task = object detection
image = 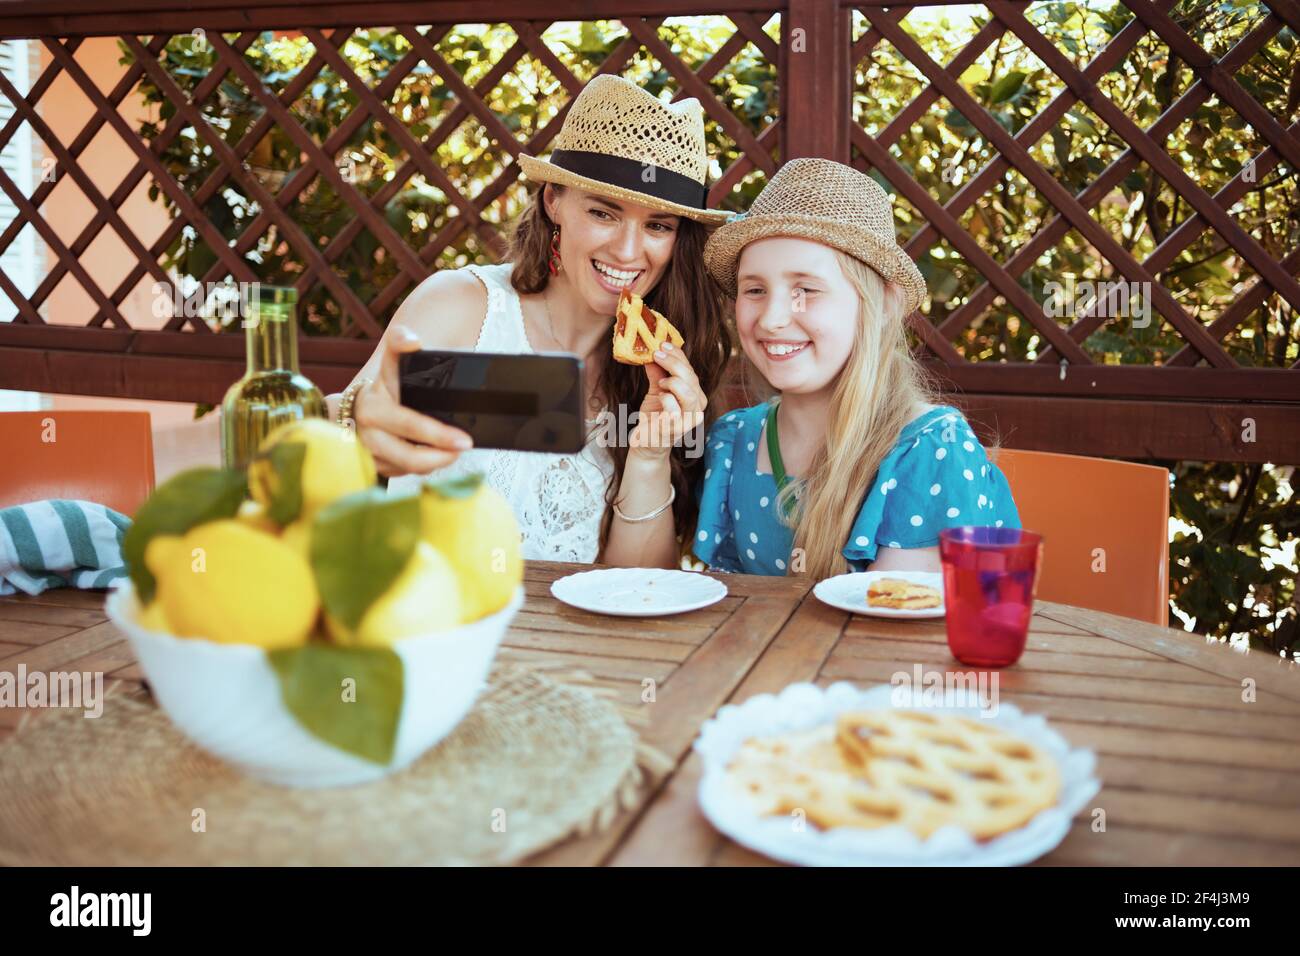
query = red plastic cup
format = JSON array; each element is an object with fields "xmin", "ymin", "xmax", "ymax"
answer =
[{"xmin": 939, "ymin": 526, "xmax": 1044, "ymax": 668}]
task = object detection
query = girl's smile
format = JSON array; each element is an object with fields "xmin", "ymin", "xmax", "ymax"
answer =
[
  {"xmin": 758, "ymin": 339, "xmax": 811, "ymax": 360},
  {"xmin": 735, "ymin": 237, "xmax": 859, "ymax": 394}
]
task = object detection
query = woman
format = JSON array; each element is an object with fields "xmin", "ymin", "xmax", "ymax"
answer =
[{"xmin": 327, "ymin": 75, "xmax": 733, "ymax": 566}]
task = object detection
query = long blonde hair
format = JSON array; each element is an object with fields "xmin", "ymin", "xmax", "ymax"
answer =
[{"xmin": 776, "ymin": 250, "xmax": 938, "ymax": 578}]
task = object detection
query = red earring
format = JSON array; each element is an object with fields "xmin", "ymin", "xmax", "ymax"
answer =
[{"xmin": 548, "ymin": 225, "xmax": 562, "ymax": 276}]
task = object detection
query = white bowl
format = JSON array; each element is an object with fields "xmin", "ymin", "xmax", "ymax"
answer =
[{"xmin": 105, "ymin": 581, "xmax": 523, "ymax": 788}]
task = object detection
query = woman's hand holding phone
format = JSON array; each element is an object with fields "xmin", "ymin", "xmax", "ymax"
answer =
[
  {"xmin": 350, "ymin": 325, "xmax": 475, "ymax": 477},
  {"xmin": 627, "ymin": 342, "xmax": 707, "ymax": 463}
]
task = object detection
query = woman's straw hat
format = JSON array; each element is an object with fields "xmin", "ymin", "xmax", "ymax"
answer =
[
  {"xmin": 518, "ymin": 74, "xmax": 729, "ymax": 225},
  {"xmin": 703, "ymin": 158, "xmax": 928, "ymax": 313}
]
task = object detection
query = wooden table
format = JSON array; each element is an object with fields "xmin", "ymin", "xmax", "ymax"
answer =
[{"xmin": 3, "ymin": 560, "xmax": 1299, "ymax": 866}]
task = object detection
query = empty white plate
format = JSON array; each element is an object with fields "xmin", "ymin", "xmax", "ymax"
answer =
[
  {"xmin": 813, "ymin": 570, "xmax": 945, "ymax": 619},
  {"xmin": 550, "ymin": 567, "xmax": 728, "ymax": 617}
]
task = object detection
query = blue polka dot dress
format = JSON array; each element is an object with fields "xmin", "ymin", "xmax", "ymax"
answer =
[{"xmin": 691, "ymin": 400, "xmax": 1022, "ymax": 575}]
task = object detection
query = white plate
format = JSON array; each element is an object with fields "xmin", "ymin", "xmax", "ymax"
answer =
[
  {"xmin": 550, "ymin": 567, "xmax": 727, "ymax": 617},
  {"xmin": 814, "ymin": 570, "xmax": 945, "ymax": 619},
  {"xmin": 694, "ymin": 682, "xmax": 1101, "ymax": 867}
]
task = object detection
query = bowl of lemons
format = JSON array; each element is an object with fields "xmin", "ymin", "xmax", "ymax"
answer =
[{"xmin": 105, "ymin": 418, "xmax": 525, "ymax": 788}]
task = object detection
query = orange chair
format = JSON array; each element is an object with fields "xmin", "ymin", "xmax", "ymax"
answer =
[
  {"xmin": 993, "ymin": 447, "xmax": 1170, "ymax": 626},
  {"xmin": 0, "ymin": 411, "xmax": 155, "ymax": 518}
]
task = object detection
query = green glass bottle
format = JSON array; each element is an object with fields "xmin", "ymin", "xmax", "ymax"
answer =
[{"xmin": 220, "ymin": 284, "xmax": 326, "ymax": 469}]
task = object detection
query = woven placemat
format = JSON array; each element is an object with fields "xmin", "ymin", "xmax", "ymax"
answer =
[{"xmin": 0, "ymin": 665, "xmax": 667, "ymax": 865}]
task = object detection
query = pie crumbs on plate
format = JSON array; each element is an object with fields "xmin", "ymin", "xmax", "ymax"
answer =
[
  {"xmin": 724, "ymin": 709, "xmax": 1061, "ymax": 840},
  {"xmin": 867, "ymin": 577, "xmax": 942, "ymax": 610}
]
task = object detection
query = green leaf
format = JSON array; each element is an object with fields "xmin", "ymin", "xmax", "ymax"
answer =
[
  {"xmin": 1049, "ymin": 126, "xmax": 1072, "ymax": 166},
  {"xmin": 367, "ymin": 40, "xmax": 401, "ymax": 63},
  {"xmin": 1065, "ymin": 110, "xmax": 1100, "ymax": 139},
  {"xmin": 988, "ymin": 71, "xmax": 1027, "ymax": 104},
  {"xmin": 578, "ymin": 21, "xmax": 606, "ymax": 54},
  {"xmin": 423, "ymin": 472, "xmax": 483, "ymax": 500},
  {"xmin": 268, "ymin": 643, "xmax": 403, "ymax": 764},
  {"xmin": 250, "ymin": 441, "xmax": 307, "ymax": 525},
  {"xmin": 184, "ymin": 240, "xmax": 218, "ymax": 283},
  {"xmin": 943, "ymin": 107, "xmax": 975, "ymax": 134},
  {"xmin": 311, "ymin": 487, "xmax": 420, "ymax": 630},
  {"xmin": 123, "ymin": 467, "xmax": 248, "ymax": 604}
]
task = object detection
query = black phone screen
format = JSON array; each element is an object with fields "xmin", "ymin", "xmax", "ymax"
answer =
[{"xmin": 398, "ymin": 350, "xmax": 586, "ymax": 454}]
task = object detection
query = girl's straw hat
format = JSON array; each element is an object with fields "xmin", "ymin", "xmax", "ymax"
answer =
[
  {"xmin": 518, "ymin": 75, "xmax": 729, "ymax": 224},
  {"xmin": 703, "ymin": 158, "xmax": 928, "ymax": 313}
]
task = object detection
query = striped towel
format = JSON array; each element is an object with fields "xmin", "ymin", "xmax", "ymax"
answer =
[{"xmin": 0, "ymin": 500, "xmax": 132, "ymax": 596}]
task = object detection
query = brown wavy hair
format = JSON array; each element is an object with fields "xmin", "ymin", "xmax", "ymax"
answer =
[{"xmin": 507, "ymin": 183, "xmax": 733, "ymax": 558}]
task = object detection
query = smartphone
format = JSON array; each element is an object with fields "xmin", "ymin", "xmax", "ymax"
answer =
[{"xmin": 398, "ymin": 350, "xmax": 586, "ymax": 454}]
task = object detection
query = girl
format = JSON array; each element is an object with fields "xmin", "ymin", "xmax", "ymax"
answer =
[{"xmin": 691, "ymin": 158, "xmax": 1021, "ymax": 578}]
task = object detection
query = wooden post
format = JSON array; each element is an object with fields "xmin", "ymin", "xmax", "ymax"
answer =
[{"xmin": 781, "ymin": 0, "xmax": 851, "ymax": 162}]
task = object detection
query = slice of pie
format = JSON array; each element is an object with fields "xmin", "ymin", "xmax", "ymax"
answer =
[
  {"xmin": 613, "ymin": 287, "xmax": 685, "ymax": 365},
  {"xmin": 867, "ymin": 577, "xmax": 942, "ymax": 610}
]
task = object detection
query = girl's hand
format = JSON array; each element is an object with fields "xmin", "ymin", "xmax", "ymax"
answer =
[
  {"xmin": 628, "ymin": 342, "xmax": 707, "ymax": 461},
  {"xmin": 351, "ymin": 325, "xmax": 474, "ymax": 477}
]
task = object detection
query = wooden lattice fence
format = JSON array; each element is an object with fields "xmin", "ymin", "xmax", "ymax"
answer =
[{"xmin": 0, "ymin": 0, "xmax": 1295, "ymax": 461}]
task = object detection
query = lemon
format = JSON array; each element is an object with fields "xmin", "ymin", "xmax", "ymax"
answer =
[
  {"xmin": 249, "ymin": 418, "xmax": 376, "ymax": 522},
  {"xmin": 144, "ymin": 520, "xmax": 318, "ymax": 649},
  {"xmin": 419, "ymin": 476, "xmax": 522, "ymax": 623},
  {"xmin": 280, "ymin": 516, "xmax": 313, "ymax": 563},
  {"xmin": 329, "ymin": 541, "xmax": 462, "ymax": 648}
]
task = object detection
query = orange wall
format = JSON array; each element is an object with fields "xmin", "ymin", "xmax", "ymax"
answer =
[{"xmin": 36, "ymin": 37, "xmax": 216, "ymax": 430}]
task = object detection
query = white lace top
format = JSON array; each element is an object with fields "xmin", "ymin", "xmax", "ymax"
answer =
[{"xmin": 387, "ymin": 262, "xmax": 617, "ymax": 563}]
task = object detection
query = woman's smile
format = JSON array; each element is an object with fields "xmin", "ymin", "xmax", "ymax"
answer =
[{"xmin": 590, "ymin": 258, "xmax": 643, "ymax": 295}]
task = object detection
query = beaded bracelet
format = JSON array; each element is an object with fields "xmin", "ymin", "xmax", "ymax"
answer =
[{"xmin": 337, "ymin": 376, "xmax": 373, "ymax": 429}]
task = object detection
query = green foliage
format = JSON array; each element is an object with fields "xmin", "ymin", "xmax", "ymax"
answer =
[
  {"xmin": 852, "ymin": 0, "xmax": 1298, "ymax": 369},
  {"xmin": 1167, "ymin": 462, "xmax": 1298, "ymax": 654},
  {"xmin": 126, "ymin": 21, "xmax": 774, "ymax": 338},
  {"xmin": 849, "ymin": 0, "xmax": 1297, "ymax": 647}
]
